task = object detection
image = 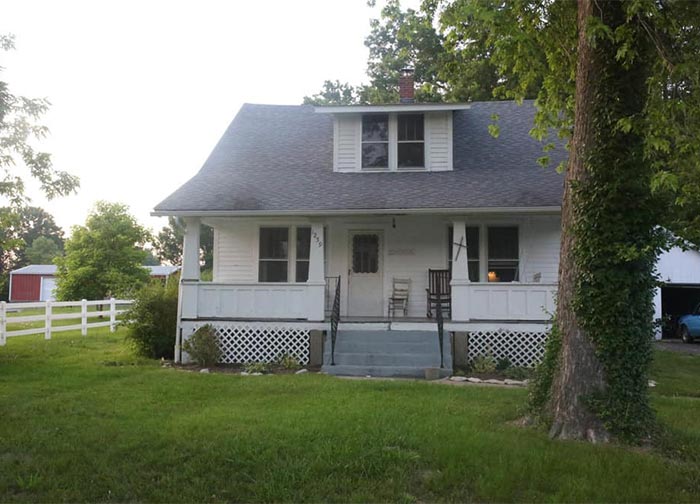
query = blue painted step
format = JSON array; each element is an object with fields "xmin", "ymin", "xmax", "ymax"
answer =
[{"xmin": 322, "ymin": 330, "xmax": 452, "ymax": 378}]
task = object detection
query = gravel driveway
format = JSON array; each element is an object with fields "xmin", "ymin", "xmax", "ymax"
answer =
[{"xmin": 656, "ymin": 340, "xmax": 700, "ymax": 355}]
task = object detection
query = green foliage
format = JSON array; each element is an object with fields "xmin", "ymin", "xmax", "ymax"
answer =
[
  {"xmin": 303, "ymin": 80, "xmax": 359, "ymax": 106},
  {"xmin": 122, "ymin": 278, "xmax": 178, "ymax": 359},
  {"xmin": 276, "ymin": 352, "xmax": 301, "ymax": 370},
  {"xmin": 55, "ymin": 201, "xmax": 150, "ymax": 300},
  {"xmin": 470, "ymin": 355, "xmax": 496, "ymax": 374},
  {"xmin": 25, "ymin": 236, "xmax": 61, "ymax": 264},
  {"xmin": 0, "ymin": 34, "xmax": 78, "ymax": 213},
  {"xmin": 183, "ymin": 324, "xmax": 221, "ymax": 368},
  {"xmin": 504, "ymin": 366, "xmax": 532, "ymax": 381},
  {"xmin": 244, "ymin": 361, "xmax": 270, "ymax": 374},
  {"xmin": 495, "ymin": 357, "xmax": 511, "ymax": 371},
  {"xmin": 528, "ymin": 324, "xmax": 562, "ymax": 420},
  {"xmin": 154, "ymin": 217, "xmax": 213, "ymax": 270}
]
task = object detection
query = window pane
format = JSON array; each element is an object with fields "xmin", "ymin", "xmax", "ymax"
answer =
[
  {"xmin": 398, "ymin": 114, "xmax": 424, "ymax": 141},
  {"xmin": 352, "ymin": 234, "xmax": 379, "ymax": 273},
  {"xmin": 468, "ymin": 261, "xmax": 480, "ymax": 282},
  {"xmin": 488, "ymin": 227, "xmax": 518, "ymax": 260},
  {"xmin": 296, "ymin": 227, "xmax": 311, "ymax": 260},
  {"xmin": 362, "ymin": 143, "xmax": 389, "ymax": 168},
  {"xmin": 259, "ymin": 228, "xmax": 288, "ymax": 259},
  {"xmin": 259, "ymin": 261, "xmax": 287, "ymax": 282},
  {"xmin": 487, "ymin": 265, "xmax": 519, "ymax": 283},
  {"xmin": 362, "ymin": 115, "xmax": 388, "ymax": 141},
  {"xmin": 296, "ymin": 260, "xmax": 309, "ymax": 282},
  {"xmin": 398, "ymin": 143, "xmax": 424, "ymax": 168}
]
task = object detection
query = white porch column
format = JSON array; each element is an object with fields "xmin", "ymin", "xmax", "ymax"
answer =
[
  {"xmin": 176, "ymin": 217, "xmax": 201, "ymax": 363},
  {"xmin": 450, "ymin": 220, "xmax": 471, "ymax": 321},
  {"xmin": 306, "ymin": 222, "xmax": 326, "ymax": 321}
]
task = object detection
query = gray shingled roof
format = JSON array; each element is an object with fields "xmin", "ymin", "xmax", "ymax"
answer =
[{"xmin": 154, "ymin": 100, "xmax": 566, "ymax": 214}]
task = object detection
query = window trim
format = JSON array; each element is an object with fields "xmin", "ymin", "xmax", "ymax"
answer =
[
  {"xmin": 257, "ymin": 225, "xmax": 312, "ymax": 283},
  {"xmin": 360, "ymin": 113, "xmax": 426, "ymax": 172}
]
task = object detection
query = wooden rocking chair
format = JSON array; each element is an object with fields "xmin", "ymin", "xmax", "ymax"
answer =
[
  {"xmin": 426, "ymin": 269, "xmax": 451, "ymax": 319},
  {"xmin": 388, "ymin": 278, "xmax": 411, "ymax": 318}
]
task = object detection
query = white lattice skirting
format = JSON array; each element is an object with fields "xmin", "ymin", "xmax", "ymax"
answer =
[
  {"xmin": 189, "ymin": 323, "xmax": 310, "ymax": 365},
  {"xmin": 468, "ymin": 329, "xmax": 549, "ymax": 367}
]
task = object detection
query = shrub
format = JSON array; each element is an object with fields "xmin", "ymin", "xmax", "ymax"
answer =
[
  {"xmin": 276, "ymin": 352, "xmax": 301, "ymax": 370},
  {"xmin": 504, "ymin": 366, "xmax": 533, "ymax": 380},
  {"xmin": 122, "ymin": 279, "xmax": 178, "ymax": 359},
  {"xmin": 183, "ymin": 324, "xmax": 221, "ymax": 367},
  {"xmin": 244, "ymin": 362, "xmax": 269, "ymax": 374},
  {"xmin": 471, "ymin": 355, "xmax": 496, "ymax": 374},
  {"xmin": 496, "ymin": 357, "xmax": 511, "ymax": 371}
]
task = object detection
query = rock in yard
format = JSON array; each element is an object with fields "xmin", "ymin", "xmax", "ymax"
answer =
[
  {"xmin": 467, "ymin": 377, "xmax": 482, "ymax": 383},
  {"xmin": 504, "ymin": 379, "xmax": 526, "ymax": 386},
  {"xmin": 648, "ymin": 380, "xmax": 657, "ymax": 388},
  {"xmin": 250, "ymin": 372, "xmax": 263, "ymax": 376},
  {"xmin": 295, "ymin": 368, "xmax": 308, "ymax": 374},
  {"xmin": 449, "ymin": 376, "xmax": 468, "ymax": 382},
  {"xmin": 200, "ymin": 368, "xmax": 210, "ymax": 374},
  {"xmin": 240, "ymin": 371, "xmax": 249, "ymax": 376},
  {"xmin": 484, "ymin": 379, "xmax": 504, "ymax": 385}
]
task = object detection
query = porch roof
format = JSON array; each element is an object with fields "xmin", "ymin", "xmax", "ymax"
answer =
[{"xmin": 153, "ymin": 100, "xmax": 566, "ymax": 216}]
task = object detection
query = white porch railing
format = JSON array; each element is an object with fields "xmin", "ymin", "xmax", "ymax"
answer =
[
  {"xmin": 0, "ymin": 298, "xmax": 133, "ymax": 346},
  {"xmin": 451, "ymin": 281, "xmax": 557, "ymax": 321},
  {"xmin": 183, "ymin": 280, "xmax": 326, "ymax": 321}
]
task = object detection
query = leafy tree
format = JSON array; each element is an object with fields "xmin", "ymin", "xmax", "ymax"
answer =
[
  {"xmin": 438, "ymin": 0, "xmax": 700, "ymax": 442},
  {"xmin": 0, "ymin": 34, "xmax": 78, "ymax": 211},
  {"xmin": 142, "ymin": 249, "xmax": 161, "ymax": 266},
  {"xmin": 304, "ymin": 0, "xmax": 506, "ymax": 105},
  {"xmin": 55, "ymin": 202, "xmax": 150, "ymax": 300},
  {"xmin": 154, "ymin": 217, "xmax": 213, "ymax": 271},
  {"xmin": 25, "ymin": 236, "xmax": 61, "ymax": 264}
]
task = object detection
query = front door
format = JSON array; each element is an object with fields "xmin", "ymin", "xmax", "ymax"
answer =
[{"xmin": 348, "ymin": 231, "xmax": 383, "ymax": 317}]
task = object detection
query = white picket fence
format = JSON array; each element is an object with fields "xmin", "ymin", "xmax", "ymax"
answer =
[{"xmin": 0, "ymin": 298, "xmax": 133, "ymax": 346}]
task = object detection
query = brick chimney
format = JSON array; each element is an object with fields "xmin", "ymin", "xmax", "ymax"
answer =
[{"xmin": 399, "ymin": 67, "xmax": 415, "ymax": 103}]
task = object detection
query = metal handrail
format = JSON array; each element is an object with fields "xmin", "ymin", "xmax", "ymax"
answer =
[
  {"xmin": 436, "ymin": 295, "xmax": 444, "ymax": 368},
  {"xmin": 329, "ymin": 276, "xmax": 341, "ymax": 366}
]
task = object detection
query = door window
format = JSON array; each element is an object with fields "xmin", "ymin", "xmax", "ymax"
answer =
[{"xmin": 352, "ymin": 234, "xmax": 379, "ymax": 273}]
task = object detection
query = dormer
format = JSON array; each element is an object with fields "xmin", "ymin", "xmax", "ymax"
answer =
[{"xmin": 316, "ymin": 103, "xmax": 470, "ymax": 173}]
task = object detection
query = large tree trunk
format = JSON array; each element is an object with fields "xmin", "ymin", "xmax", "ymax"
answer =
[{"xmin": 548, "ymin": 0, "xmax": 609, "ymax": 443}]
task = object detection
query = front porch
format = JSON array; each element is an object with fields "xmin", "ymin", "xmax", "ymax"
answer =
[{"xmin": 175, "ymin": 212, "xmax": 559, "ymax": 372}]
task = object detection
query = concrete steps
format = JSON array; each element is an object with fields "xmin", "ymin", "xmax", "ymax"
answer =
[{"xmin": 322, "ymin": 330, "xmax": 452, "ymax": 378}]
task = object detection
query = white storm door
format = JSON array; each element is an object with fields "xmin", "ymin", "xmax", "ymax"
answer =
[
  {"xmin": 40, "ymin": 277, "xmax": 57, "ymax": 301},
  {"xmin": 347, "ymin": 231, "xmax": 383, "ymax": 317}
]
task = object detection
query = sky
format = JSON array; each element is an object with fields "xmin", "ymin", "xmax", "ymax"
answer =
[{"xmin": 1, "ymin": 0, "xmax": 418, "ymax": 235}]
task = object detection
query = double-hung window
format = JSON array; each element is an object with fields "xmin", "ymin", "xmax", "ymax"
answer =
[
  {"xmin": 361, "ymin": 113, "xmax": 425, "ymax": 170},
  {"xmin": 361, "ymin": 115, "xmax": 389, "ymax": 169},
  {"xmin": 397, "ymin": 114, "xmax": 425, "ymax": 168},
  {"xmin": 258, "ymin": 226, "xmax": 311, "ymax": 283},
  {"xmin": 487, "ymin": 227, "xmax": 519, "ymax": 282}
]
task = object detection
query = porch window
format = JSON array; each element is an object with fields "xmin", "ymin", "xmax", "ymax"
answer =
[
  {"xmin": 362, "ymin": 115, "xmax": 389, "ymax": 169},
  {"xmin": 487, "ymin": 227, "xmax": 519, "ymax": 282},
  {"xmin": 397, "ymin": 114, "xmax": 424, "ymax": 168},
  {"xmin": 448, "ymin": 226, "xmax": 480, "ymax": 281},
  {"xmin": 258, "ymin": 226, "xmax": 312, "ymax": 283},
  {"xmin": 295, "ymin": 227, "xmax": 311, "ymax": 282},
  {"xmin": 259, "ymin": 227, "xmax": 289, "ymax": 282}
]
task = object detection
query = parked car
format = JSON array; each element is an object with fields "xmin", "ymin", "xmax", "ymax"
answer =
[{"xmin": 678, "ymin": 303, "xmax": 700, "ymax": 343}]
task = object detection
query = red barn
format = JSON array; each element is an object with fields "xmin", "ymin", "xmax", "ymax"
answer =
[{"xmin": 9, "ymin": 265, "xmax": 58, "ymax": 302}]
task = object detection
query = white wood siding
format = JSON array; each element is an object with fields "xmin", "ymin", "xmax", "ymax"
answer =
[
  {"xmin": 213, "ymin": 222, "xmax": 257, "ymax": 283},
  {"xmin": 333, "ymin": 116, "xmax": 361, "ymax": 172},
  {"xmin": 519, "ymin": 216, "xmax": 561, "ymax": 283},
  {"xmin": 425, "ymin": 112, "xmax": 452, "ymax": 171}
]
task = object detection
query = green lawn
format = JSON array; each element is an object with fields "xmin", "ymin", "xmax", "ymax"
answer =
[{"xmin": 0, "ymin": 330, "xmax": 699, "ymax": 502}]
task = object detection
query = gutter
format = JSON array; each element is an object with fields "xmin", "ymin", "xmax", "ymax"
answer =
[{"xmin": 151, "ymin": 206, "xmax": 562, "ymax": 218}]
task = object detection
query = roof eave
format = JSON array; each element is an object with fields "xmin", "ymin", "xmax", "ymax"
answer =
[
  {"xmin": 151, "ymin": 206, "xmax": 561, "ymax": 218},
  {"xmin": 314, "ymin": 103, "xmax": 471, "ymax": 114}
]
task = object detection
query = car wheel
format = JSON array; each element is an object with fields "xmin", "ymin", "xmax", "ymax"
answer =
[{"xmin": 680, "ymin": 326, "xmax": 694, "ymax": 344}]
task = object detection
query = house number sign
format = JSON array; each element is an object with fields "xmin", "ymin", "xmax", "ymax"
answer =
[
  {"xmin": 388, "ymin": 248, "xmax": 415, "ymax": 256},
  {"xmin": 312, "ymin": 230, "xmax": 323, "ymax": 248}
]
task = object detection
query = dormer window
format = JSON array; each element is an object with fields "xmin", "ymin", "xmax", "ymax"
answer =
[
  {"xmin": 361, "ymin": 113, "xmax": 425, "ymax": 171},
  {"xmin": 362, "ymin": 115, "xmax": 389, "ymax": 169},
  {"xmin": 398, "ymin": 114, "xmax": 424, "ymax": 168}
]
